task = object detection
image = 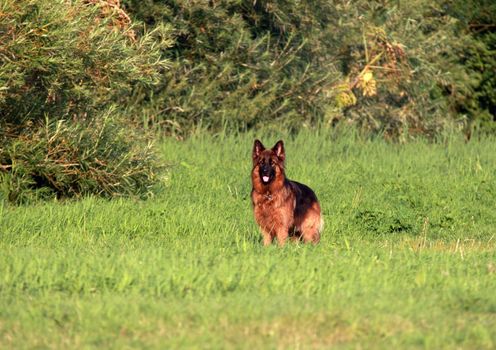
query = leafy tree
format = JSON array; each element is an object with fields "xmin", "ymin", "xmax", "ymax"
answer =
[
  {"xmin": 123, "ymin": 0, "xmax": 341, "ymax": 134},
  {"xmin": 441, "ymin": 0, "xmax": 496, "ymax": 136},
  {"xmin": 0, "ymin": 0, "xmax": 171, "ymax": 203},
  {"xmin": 123, "ymin": 0, "xmax": 496, "ymax": 139}
]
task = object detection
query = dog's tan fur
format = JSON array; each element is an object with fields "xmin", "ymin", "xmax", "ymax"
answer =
[{"xmin": 251, "ymin": 140, "xmax": 322, "ymax": 246}]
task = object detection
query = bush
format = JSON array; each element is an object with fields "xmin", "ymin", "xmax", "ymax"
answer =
[
  {"xmin": 0, "ymin": 0, "xmax": 171, "ymax": 203},
  {"xmin": 0, "ymin": 111, "xmax": 160, "ymax": 203},
  {"xmin": 123, "ymin": 0, "xmax": 341, "ymax": 134},
  {"xmin": 123, "ymin": 0, "xmax": 495, "ymax": 139},
  {"xmin": 442, "ymin": 0, "xmax": 496, "ymax": 137}
]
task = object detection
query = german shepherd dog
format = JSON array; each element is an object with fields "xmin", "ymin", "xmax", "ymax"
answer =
[{"xmin": 251, "ymin": 140, "xmax": 323, "ymax": 246}]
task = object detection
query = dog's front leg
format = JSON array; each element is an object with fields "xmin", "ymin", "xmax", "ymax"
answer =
[
  {"xmin": 276, "ymin": 228, "xmax": 289, "ymax": 246},
  {"xmin": 259, "ymin": 225, "xmax": 275, "ymax": 246},
  {"xmin": 262, "ymin": 233, "xmax": 273, "ymax": 246}
]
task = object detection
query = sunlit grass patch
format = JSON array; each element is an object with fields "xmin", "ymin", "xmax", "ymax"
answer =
[{"xmin": 1, "ymin": 131, "xmax": 495, "ymax": 348}]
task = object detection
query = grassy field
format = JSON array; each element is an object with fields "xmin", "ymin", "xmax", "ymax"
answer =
[{"xmin": 1, "ymin": 131, "xmax": 495, "ymax": 349}]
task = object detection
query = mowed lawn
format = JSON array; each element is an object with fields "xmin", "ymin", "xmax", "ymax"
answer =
[{"xmin": 1, "ymin": 131, "xmax": 495, "ymax": 349}]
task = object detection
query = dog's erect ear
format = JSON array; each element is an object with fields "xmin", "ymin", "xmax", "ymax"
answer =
[
  {"xmin": 272, "ymin": 140, "xmax": 285, "ymax": 161},
  {"xmin": 253, "ymin": 139, "xmax": 265, "ymax": 160}
]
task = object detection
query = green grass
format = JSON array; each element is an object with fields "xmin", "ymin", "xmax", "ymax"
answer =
[{"xmin": 1, "ymin": 131, "xmax": 495, "ymax": 349}]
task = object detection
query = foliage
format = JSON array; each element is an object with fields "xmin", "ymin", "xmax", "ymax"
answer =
[
  {"xmin": 0, "ymin": 111, "xmax": 160, "ymax": 203},
  {"xmin": 123, "ymin": 0, "xmax": 341, "ymax": 134},
  {"xmin": 442, "ymin": 0, "xmax": 496, "ymax": 136},
  {"xmin": 0, "ymin": 0, "xmax": 171, "ymax": 203},
  {"xmin": 122, "ymin": 0, "xmax": 496, "ymax": 139}
]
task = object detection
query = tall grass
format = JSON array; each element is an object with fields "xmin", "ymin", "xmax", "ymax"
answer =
[{"xmin": 1, "ymin": 132, "xmax": 495, "ymax": 348}]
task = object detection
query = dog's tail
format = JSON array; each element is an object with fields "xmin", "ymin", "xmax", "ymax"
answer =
[{"xmin": 317, "ymin": 216, "xmax": 324, "ymax": 235}]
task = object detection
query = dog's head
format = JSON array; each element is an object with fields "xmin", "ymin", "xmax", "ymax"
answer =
[{"xmin": 252, "ymin": 139, "xmax": 285, "ymax": 185}]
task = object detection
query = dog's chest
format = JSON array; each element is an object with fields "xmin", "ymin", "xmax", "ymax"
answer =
[
  {"xmin": 252, "ymin": 191, "xmax": 293, "ymax": 226},
  {"xmin": 253, "ymin": 195, "xmax": 275, "ymax": 213}
]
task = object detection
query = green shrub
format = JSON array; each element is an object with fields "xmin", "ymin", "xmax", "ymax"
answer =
[
  {"xmin": 123, "ymin": 0, "xmax": 341, "ymax": 134},
  {"xmin": 442, "ymin": 0, "xmax": 496, "ymax": 137},
  {"xmin": 123, "ymin": 0, "xmax": 495, "ymax": 139},
  {"xmin": 0, "ymin": 112, "xmax": 161, "ymax": 203},
  {"xmin": 0, "ymin": 0, "xmax": 171, "ymax": 203}
]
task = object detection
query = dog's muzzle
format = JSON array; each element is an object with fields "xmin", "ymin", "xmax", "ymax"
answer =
[{"xmin": 260, "ymin": 164, "xmax": 273, "ymax": 184}]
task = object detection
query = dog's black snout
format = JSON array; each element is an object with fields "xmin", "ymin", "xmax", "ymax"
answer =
[{"xmin": 261, "ymin": 164, "xmax": 270, "ymax": 174}]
